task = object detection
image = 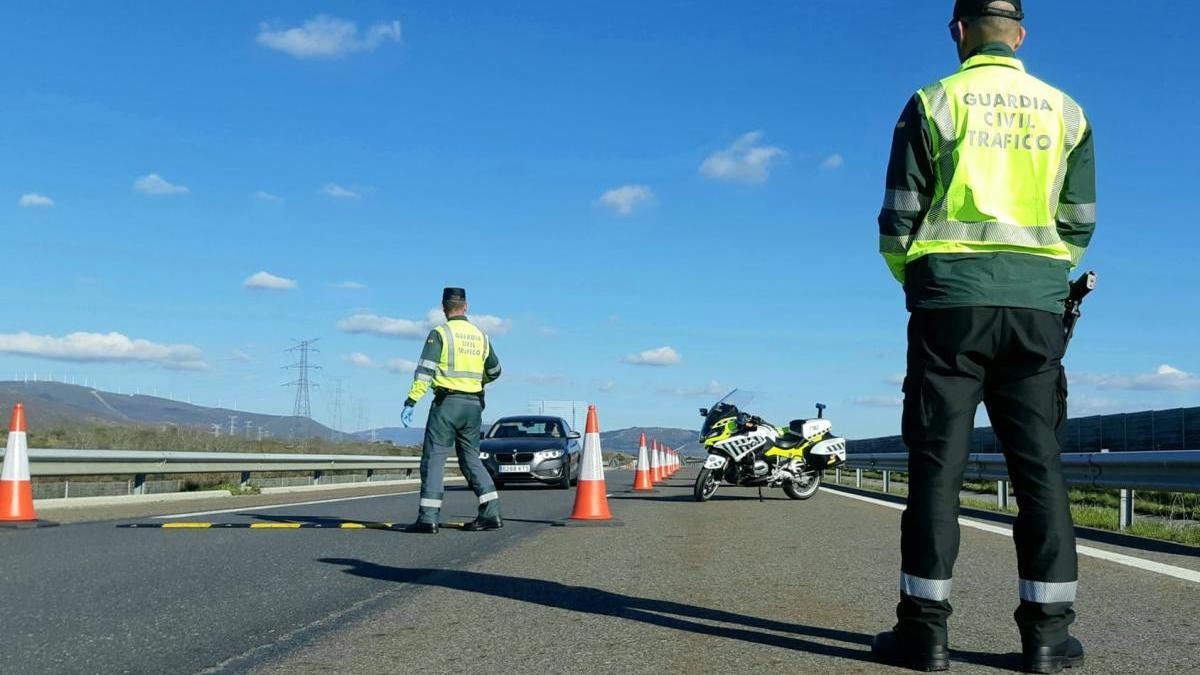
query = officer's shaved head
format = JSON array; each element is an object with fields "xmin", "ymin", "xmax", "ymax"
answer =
[{"xmin": 443, "ymin": 298, "xmax": 468, "ymax": 316}]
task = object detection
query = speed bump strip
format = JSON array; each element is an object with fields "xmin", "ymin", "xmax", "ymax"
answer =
[{"xmin": 119, "ymin": 522, "xmax": 399, "ymax": 529}]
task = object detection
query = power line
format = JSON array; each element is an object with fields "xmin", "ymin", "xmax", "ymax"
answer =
[{"xmin": 283, "ymin": 338, "xmax": 321, "ymax": 439}]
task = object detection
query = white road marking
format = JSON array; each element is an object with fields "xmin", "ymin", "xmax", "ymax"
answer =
[
  {"xmin": 154, "ymin": 491, "xmax": 420, "ymax": 519},
  {"xmin": 819, "ymin": 487, "xmax": 1200, "ymax": 585}
]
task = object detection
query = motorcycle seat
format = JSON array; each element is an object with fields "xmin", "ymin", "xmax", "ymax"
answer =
[{"xmin": 775, "ymin": 434, "xmax": 804, "ymax": 450}]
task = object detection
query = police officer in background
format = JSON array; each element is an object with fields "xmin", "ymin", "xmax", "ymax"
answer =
[
  {"xmin": 873, "ymin": 1, "xmax": 1095, "ymax": 672},
  {"xmin": 402, "ymin": 288, "xmax": 504, "ymax": 534}
]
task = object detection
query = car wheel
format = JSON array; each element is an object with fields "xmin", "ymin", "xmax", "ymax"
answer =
[
  {"xmin": 558, "ymin": 461, "xmax": 571, "ymax": 490},
  {"xmin": 569, "ymin": 457, "xmax": 579, "ymax": 486}
]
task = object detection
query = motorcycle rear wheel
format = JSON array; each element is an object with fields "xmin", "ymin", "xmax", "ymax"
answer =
[
  {"xmin": 783, "ymin": 471, "xmax": 821, "ymax": 500},
  {"xmin": 694, "ymin": 468, "xmax": 720, "ymax": 502}
]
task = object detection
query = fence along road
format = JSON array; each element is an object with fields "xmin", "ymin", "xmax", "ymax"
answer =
[{"xmin": 1, "ymin": 467, "xmax": 1198, "ymax": 674}]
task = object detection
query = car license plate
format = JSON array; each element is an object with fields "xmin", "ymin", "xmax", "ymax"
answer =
[{"xmin": 499, "ymin": 464, "xmax": 530, "ymax": 473}]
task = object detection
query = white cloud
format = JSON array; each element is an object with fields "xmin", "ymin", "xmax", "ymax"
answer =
[
  {"xmin": 254, "ymin": 190, "xmax": 282, "ymax": 202},
  {"xmin": 338, "ymin": 308, "xmax": 513, "ymax": 339},
  {"xmin": 18, "ymin": 193, "xmax": 54, "ymax": 208},
  {"xmin": 661, "ymin": 380, "xmax": 725, "ymax": 397},
  {"xmin": 338, "ymin": 314, "xmax": 429, "ymax": 338},
  {"xmin": 886, "ymin": 373, "xmax": 906, "ymax": 386},
  {"xmin": 850, "ymin": 396, "xmax": 903, "ymax": 408},
  {"xmin": 822, "ymin": 153, "xmax": 845, "ymax": 170},
  {"xmin": 622, "ymin": 346, "xmax": 682, "ymax": 367},
  {"xmin": 257, "ymin": 15, "xmax": 402, "ymax": 60},
  {"xmin": 230, "ymin": 350, "xmax": 252, "ymax": 363},
  {"xmin": 332, "ymin": 281, "xmax": 367, "ymax": 290},
  {"xmin": 699, "ymin": 131, "xmax": 787, "ymax": 183},
  {"xmin": 322, "ymin": 183, "xmax": 361, "ymax": 199},
  {"xmin": 344, "ymin": 352, "xmax": 374, "ymax": 368},
  {"xmin": 243, "ymin": 271, "xmax": 297, "ymax": 291},
  {"xmin": 596, "ymin": 379, "xmax": 617, "ymax": 393},
  {"xmin": 596, "ymin": 184, "xmax": 653, "ymax": 217},
  {"xmin": 1070, "ymin": 396, "xmax": 1125, "ymax": 416},
  {"xmin": 1073, "ymin": 364, "xmax": 1200, "ymax": 391},
  {"xmin": 0, "ymin": 331, "xmax": 207, "ymax": 371},
  {"xmin": 134, "ymin": 173, "xmax": 189, "ymax": 196}
]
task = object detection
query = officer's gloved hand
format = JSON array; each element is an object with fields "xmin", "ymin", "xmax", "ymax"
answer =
[{"xmin": 401, "ymin": 406, "xmax": 414, "ymax": 428}]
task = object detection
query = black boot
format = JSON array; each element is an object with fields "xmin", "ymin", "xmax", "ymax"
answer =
[
  {"xmin": 872, "ymin": 630, "xmax": 950, "ymax": 672},
  {"xmin": 1022, "ymin": 635, "xmax": 1084, "ymax": 674},
  {"xmin": 403, "ymin": 521, "xmax": 438, "ymax": 534},
  {"xmin": 461, "ymin": 516, "xmax": 503, "ymax": 531}
]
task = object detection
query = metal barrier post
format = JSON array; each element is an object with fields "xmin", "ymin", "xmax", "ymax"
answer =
[
  {"xmin": 856, "ymin": 469, "xmax": 862, "ymax": 488},
  {"xmin": 240, "ymin": 471, "xmax": 251, "ymax": 488},
  {"xmin": 997, "ymin": 480, "xmax": 1009, "ymax": 509},
  {"xmin": 133, "ymin": 474, "xmax": 146, "ymax": 495},
  {"xmin": 883, "ymin": 471, "xmax": 891, "ymax": 493},
  {"xmin": 64, "ymin": 480, "xmax": 70, "ymax": 499},
  {"xmin": 835, "ymin": 468, "xmax": 841, "ymax": 484},
  {"xmin": 1119, "ymin": 489, "xmax": 1135, "ymax": 530},
  {"xmin": 312, "ymin": 470, "xmax": 323, "ymax": 486}
]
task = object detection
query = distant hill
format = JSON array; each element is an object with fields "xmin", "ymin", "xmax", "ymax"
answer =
[{"xmin": 0, "ymin": 381, "xmax": 336, "ymax": 440}]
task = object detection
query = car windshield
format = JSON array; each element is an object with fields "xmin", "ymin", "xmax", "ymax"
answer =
[{"xmin": 487, "ymin": 419, "xmax": 565, "ymax": 439}]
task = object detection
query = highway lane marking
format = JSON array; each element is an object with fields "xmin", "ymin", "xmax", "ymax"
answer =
[
  {"xmin": 153, "ymin": 490, "xmax": 420, "ymax": 519},
  {"xmin": 121, "ymin": 521, "xmax": 465, "ymax": 530},
  {"xmin": 820, "ymin": 487, "xmax": 1200, "ymax": 585}
]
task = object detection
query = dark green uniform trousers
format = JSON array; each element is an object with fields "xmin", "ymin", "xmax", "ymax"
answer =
[
  {"xmin": 898, "ymin": 307, "xmax": 1077, "ymax": 648},
  {"xmin": 417, "ymin": 394, "xmax": 500, "ymax": 524}
]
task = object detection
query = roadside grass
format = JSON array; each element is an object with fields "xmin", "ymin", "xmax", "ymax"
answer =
[{"xmin": 835, "ymin": 472, "xmax": 1200, "ymax": 548}]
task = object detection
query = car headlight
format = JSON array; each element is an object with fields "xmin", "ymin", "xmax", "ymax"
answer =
[
  {"xmin": 478, "ymin": 452, "xmax": 490, "ymax": 460},
  {"xmin": 534, "ymin": 449, "xmax": 564, "ymax": 461}
]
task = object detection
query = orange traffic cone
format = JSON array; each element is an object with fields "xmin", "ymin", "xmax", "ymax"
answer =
[
  {"xmin": 1, "ymin": 404, "xmax": 54, "ymax": 529},
  {"xmin": 632, "ymin": 432, "xmax": 655, "ymax": 491},
  {"xmin": 560, "ymin": 405, "xmax": 618, "ymax": 525},
  {"xmin": 650, "ymin": 439, "xmax": 662, "ymax": 483}
]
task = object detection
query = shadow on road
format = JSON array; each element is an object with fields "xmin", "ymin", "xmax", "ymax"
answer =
[{"xmin": 317, "ymin": 560, "xmax": 1020, "ymax": 670}]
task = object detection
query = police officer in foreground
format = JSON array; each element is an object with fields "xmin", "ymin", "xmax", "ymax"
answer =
[
  {"xmin": 873, "ymin": 1, "xmax": 1095, "ymax": 672},
  {"xmin": 401, "ymin": 288, "xmax": 504, "ymax": 534}
]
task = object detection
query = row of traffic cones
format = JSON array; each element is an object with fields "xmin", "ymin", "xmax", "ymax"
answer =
[
  {"xmin": 632, "ymin": 433, "xmax": 680, "ymax": 491},
  {"xmin": 564, "ymin": 406, "xmax": 685, "ymax": 522}
]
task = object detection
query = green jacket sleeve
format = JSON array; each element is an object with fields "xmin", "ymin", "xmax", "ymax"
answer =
[
  {"xmin": 483, "ymin": 339, "xmax": 501, "ymax": 385},
  {"xmin": 878, "ymin": 95, "xmax": 936, "ymax": 285},
  {"xmin": 1056, "ymin": 116, "xmax": 1096, "ymax": 268},
  {"xmin": 404, "ymin": 329, "xmax": 443, "ymax": 406}
]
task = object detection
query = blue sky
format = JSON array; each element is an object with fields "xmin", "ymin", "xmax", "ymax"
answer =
[{"xmin": 3, "ymin": 1, "xmax": 1198, "ymax": 438}]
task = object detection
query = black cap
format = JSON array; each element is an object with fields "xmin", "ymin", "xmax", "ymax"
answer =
[
  {"xmin": 442, "ymin": 287, "xmax": 467, "ymax": 304},
  {"xmin": 954, "ymin": 0, "xmax": 1024, "ymax": 20}
]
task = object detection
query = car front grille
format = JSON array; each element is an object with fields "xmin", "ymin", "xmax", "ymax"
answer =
[{"xmin": 496, "ymin": 452, "xmax": 535, "ymax": 463}]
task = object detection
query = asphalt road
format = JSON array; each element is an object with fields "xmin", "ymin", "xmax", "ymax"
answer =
[{"xmin": 2, "ymin": 469, "xmax": 1198, "ymax": 674}]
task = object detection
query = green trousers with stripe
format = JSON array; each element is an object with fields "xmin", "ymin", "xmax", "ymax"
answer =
[{"xmin": 417, "ymin": 394, "xmax": 500, "ymax": 524}]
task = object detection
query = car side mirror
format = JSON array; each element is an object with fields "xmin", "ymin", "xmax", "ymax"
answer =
[
  {"xmin": 699, "ymin": 408, "xmax": 708, "ymax": 417},
  {"xmin": 567, "ymin": 431, "xmax": 581, "ymax": 440}
]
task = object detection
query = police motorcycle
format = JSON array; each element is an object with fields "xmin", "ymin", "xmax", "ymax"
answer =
[{"xmin": 695, "ymin": 390, "xmax": 847, "ymax": 502}]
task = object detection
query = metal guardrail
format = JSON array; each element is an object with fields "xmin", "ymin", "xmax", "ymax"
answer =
[
  {"xmin": 0, "ymin": 448, "xmax": 452, "ymax": 497},
  {"xmin": 837, "ymin": 450, "xmax": 1200, "ymax": 530},
  {"xmin": 2, "ymin": 448, "xmax": 427, "ymax": 477},
  {"xmin": 843, "ymin": 451, "xmax": 1200, "ymax": 493}
]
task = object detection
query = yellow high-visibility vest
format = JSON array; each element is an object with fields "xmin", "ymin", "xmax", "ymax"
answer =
[{"xmin": 431, "ymin": 320, "xmax": 489, "ymax": 393}]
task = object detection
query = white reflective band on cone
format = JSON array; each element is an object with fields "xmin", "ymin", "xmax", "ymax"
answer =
[
  {"xmin": 1, "ymin": 431, "xmax": 30, "ymax": 481},
  {"xmin": 901, "ymin": 573, "xmax": 953, "ymax": 601},
  {"xmin": 579, "ymin": 432, "xmax": 605, "ymax": 481},
  {"xmin": 1019, "ymin": 580, "xmax": 1077, "ymax": 604},
  {"xmin": 637, "ymin": 444, "xmax": 649, "ymax": 470},
  {"xmin": 419, "ymin": 498, "xmax": 443, "ymax": 508},
  {"xmin": 478, "ymin": 491, "xmax": 498, "ymax": 503}
]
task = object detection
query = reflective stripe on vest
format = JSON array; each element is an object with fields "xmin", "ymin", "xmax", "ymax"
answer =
[
  {"xmin": 908, "ymin": 54, "xmax": 1087, "ymax": 266},
  {"xmin": 432, "ymin": 321, "xmax": 489, "ymax": 393}
]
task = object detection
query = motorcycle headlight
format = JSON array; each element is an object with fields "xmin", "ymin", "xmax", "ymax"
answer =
[
  {"xmin": 478, "ymin": 452, "xmax": 491, "ymax": 460},
  {"xmin": 534, "ymin": 449, "xmax": 564, "ymax": 461}
]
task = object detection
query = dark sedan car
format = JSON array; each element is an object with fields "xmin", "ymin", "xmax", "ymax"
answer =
[{"xmin": 479, "ymin": 416, "xmax": 581, "ymax": 489}]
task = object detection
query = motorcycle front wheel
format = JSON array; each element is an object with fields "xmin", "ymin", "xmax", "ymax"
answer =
[
  {"xmin": 783, "ymin": 471, "xmax": 821, "ymax": 500},
  {"xmin": 694, "ymin": 467, "xmax": 720, "ymax": 502}
]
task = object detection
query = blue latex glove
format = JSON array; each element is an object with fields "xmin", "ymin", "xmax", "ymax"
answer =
[{"xmin": 401, "ymin": 406, "xmax": 415, "ymax": 428}]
